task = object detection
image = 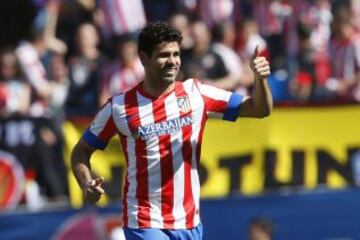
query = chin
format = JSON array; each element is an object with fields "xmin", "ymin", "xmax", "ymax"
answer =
[{"xmin": 162, "ymin": 76, "xmax": 177, "ymax": 83}]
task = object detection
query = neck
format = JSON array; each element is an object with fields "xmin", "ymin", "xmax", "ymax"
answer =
[{"xmin": 142, "ymin": 77, "xmax": 175, "ymax": 98}]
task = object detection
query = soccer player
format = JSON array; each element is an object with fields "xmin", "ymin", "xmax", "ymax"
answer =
[{"xmin": 71, "ymin": 22, "xmax": 272, "ymax": 240}]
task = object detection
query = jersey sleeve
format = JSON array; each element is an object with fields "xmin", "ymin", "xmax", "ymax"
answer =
[
  {"xmin": 195, "ymin": 80, "xmax": 244, "ymax": 122},
  {"xmin": 82, "ymin": 99, "xmax": 117, "ymax": 150}
]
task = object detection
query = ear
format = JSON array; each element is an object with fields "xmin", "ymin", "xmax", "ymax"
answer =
[{"xmin": 139, "ymin": 51, "xmax": 149, "ymax": 67}]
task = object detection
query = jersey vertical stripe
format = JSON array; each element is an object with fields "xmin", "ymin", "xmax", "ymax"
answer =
[
  {"xmin": 154, "ymin": 94, "xmax": 175, "ymax": 228},
  {"xmin": 120, "ymin": 132, "xmax": 129, "ymax": 226},
  {"xmin": 166, "ymin": 92, "xmax": 187, "ymax": 229},
  {"xmin": 183, "ymin": 80, "xmax": 205, "ymax": 226},
  {"xmin": 124, "ymin": 90, "xmax": 151, "ymax": 228},
  {"xmin": 136, "ymin": 92, "xmax": 164, "ymax": 228},
  {"xmin": 175, "ymin": 83, "xmax": 195, "ymax": 228}
]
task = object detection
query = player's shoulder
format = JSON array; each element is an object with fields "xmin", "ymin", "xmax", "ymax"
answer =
[
  {"xmin": 180, "ymin": 78, "xmax": 202, "ymax": 89},
  {"xmin": 111, "ymin": 81, "xmax": 142, "ymax": 105}
]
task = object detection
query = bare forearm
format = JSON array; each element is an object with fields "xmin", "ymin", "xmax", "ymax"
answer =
[
  {"xmin": 71, "ymin": 142, "xmax": 94, "ymax": 189},
  {"xmin": 251, "ymin": 77, "xmax": 273, "ymax": 117}
]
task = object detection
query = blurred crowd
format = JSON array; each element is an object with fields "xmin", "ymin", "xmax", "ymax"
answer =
[
  {"xmin": 1, "ymin": 0, "xmax": 360, "ymax": 120},
  {"xmin": 0, "ymin": 0, "xmax": 360, "ymax": 206}
]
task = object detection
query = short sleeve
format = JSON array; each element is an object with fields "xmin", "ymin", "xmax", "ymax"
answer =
[
  {"xmin": 195, "ymin": 80, "xmax": 243, "ymax": 122},
  {"xmin": 82, "ymin": 99, "xmax": 117, "ymax": 150}
]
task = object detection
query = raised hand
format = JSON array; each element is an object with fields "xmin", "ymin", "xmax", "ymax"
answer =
[
  {"xmin": 83, "ymin": 176, "xmax": 105, "ymax": 204},
  {"xmin": 250, "ymin": 46, "xmax": 271, "ymax": 81}
]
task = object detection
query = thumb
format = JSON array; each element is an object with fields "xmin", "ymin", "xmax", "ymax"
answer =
[{"xmin": 252, "ymin": 45, "xmax": 260, "ymax": 60}]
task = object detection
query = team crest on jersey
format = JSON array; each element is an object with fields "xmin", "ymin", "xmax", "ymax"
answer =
[{"xmin": 177, "ymin": 96, "xmax": 191, "ymax": 113}]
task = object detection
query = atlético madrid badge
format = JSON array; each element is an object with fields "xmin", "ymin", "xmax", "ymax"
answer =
[{"xmin": 177, "ymin": 96, "xmax": 191, "ymax": 114}]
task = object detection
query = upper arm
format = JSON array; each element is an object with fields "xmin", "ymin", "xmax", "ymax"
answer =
[
  {"xmin": 83, "ymin": 99, "xmax": 117, "ymax": 150},
  {"xmin": 195, "ymin": 79, "xmax": 243, "ymax": 121}
]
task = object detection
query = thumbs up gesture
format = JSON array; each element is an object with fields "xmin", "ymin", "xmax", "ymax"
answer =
[{"xmin": 250, "ymin": 46, "xmax": 271, "ymax": 81}]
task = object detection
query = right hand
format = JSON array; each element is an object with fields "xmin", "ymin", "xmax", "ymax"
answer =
[
  {"xmin": 83, "ymin": 177, "xmax": 105, "ymax": 204},
  {"xmin": 250, "ymin": 46, "xmax": 271, "ymax": 81}
]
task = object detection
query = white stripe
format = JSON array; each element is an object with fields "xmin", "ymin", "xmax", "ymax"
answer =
[
  {"xmin": 112, "ymin": 95, "xmax": 132, "ymax": 136},
  {"xmin": 113, "ymin": 93, "xmax": 139, "ymax": 228},
  {"xmin": 183, "ymin": 79, "xmax": 205, "ymax": 226},
  {"xmin": 125, "ymin": 136, "xmax": 139, "ymax": 228},
  {"xmin": 89, "ymin": 102, "xmax": 112, "ymax": 136},
  {"xmin": 165, "ymin": 92, "xmax": 187, "ymax": 229},
  {"xmin": 136, "ymin": 92, "xmax": 164, "ymax": 228},
  {"xmin": 198, "ymin": 83, "xmax": 231, "ymax": 102}
]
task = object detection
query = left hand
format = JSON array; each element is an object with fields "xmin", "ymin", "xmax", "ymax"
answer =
[{"xmin": 250, "ymin": 46, "xmax": 271, "ymax": 80}]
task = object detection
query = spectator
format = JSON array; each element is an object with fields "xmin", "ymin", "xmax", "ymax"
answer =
[
  {"xmin": 248, "ymin": 217, "xmax": 274, "ymax": 240},
  {"xmin": 211, "ymin": 20, "xmax": 253, "ymax": 92},
  {"xmin": 0, "ymin": 48, "xmax": 30, "ymax": 117},
  {"xmin": 95, "ymin": 0, "xmax": 146, "ymax": 39},
  {"xmin": 47, "ymin": 52, "xmax": 70, "ymax": 126},
  {"xmin": 198, "ymin": 0, "xmax": 237, "ymax": 28},
  {"xmin": 169, "ymin": 13, "xmax": 194, "ymax": 51},
  {"xmin": 325, "ymin": 15, "xmax": 360, "ymax": 102},
  {"xmin": 66, "ymin": 22, "xmax": 105, "ymax": 116},
  {"xmin": 289, "ymin": 22, "xmax": 317, "ymax": 102},
  {"xmin": 236, "ymin": 17, "xmax": 268, "ymax": 62},
  {"xmin": 99, "ymin": 34, "xmax": 144, "ymax": 105},
  {"xmin": 56, "ymin": 0, "xmax": 96, "ymax": 58},
  {"xmin": 15, "ymin": 0, "xmax": 66, "ymax": 117},
  {"xmin": 181, "ymin": 20, "xmax": 237, "ymax": 88}
]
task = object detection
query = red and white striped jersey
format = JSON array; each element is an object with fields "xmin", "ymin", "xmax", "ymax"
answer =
[{"xmin": 83, "ymin": 79, "xmax": 243, "ymax": 229}]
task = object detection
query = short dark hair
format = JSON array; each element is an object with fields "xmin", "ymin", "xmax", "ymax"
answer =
[{"xmin": 138, "ymin": 22, "xmax": 183, "ymax": 56}]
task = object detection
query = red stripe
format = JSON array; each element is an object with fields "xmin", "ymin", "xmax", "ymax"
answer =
[
  {"xmin": 99, "ymin": 113, "xmax": 116, "ymax": 141},
  {"xmin": 202, "ymin": 95, "xmax": 228, "ymax": 113},
  {"xmin": 175, "ymin": 82, "xmax": 195, "ymax": 228},
  {"xmin": 120, "ymin": 132, "xmax": 129, "ymax": 227},
  {"xmin": 153, "ymin": 97, "xmax": 175, "ymax": 228},
  {"xmin": 196, "ymin": 108, "xmax": 207, "ymax": 169},
  {"xmin": 124, "ymin": 90, "xmax": 151, "ymax": 227}
]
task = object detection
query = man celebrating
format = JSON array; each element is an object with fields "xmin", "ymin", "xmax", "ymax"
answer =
[{"xmin": 71, "ymin": 22, "xmax": 272, "ymax": 240}]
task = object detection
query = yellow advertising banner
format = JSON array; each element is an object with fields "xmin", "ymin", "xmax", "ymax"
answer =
[{"xmin": 63, "ymin": 105, "xmax": 360, "ymax": 207}]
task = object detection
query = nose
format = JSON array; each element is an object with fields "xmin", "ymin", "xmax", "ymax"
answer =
[{"xmin": 167, "ymin": 55, "xmax": 178, "ymax": 66}]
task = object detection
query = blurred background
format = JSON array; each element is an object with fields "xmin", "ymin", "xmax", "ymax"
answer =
[{"xmin": 0, "ymin": 0, "xmax": 360, "ymax": 239}]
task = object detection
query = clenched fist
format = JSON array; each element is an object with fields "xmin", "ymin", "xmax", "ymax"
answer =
[{"xmin": 250, "ymin": 46, "xmax": 271, "ymax": 80}]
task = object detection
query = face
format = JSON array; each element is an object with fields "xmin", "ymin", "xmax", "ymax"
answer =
[
  {"xmin": 0, "ymin": 52, "xmax": 17, "ymax": 80},
  {"xmin": 141, "ymin": 42, "xmax": 181, "ymax": 84},
  {"xmin": 192, "ymin": 22, "xmax": 210, "ymax": 48},
  {"xmin": 118, "ymin": 41, "xmax": 138, "ymax": 66},
  {"xmin": 76, "ymin": 24, "xmax": 99, "ymax": 51}
]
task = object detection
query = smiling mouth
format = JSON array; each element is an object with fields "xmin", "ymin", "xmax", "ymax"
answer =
[{"xmin": 163, "ymin": 68, "xmax": 177, "ymax": 74}]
